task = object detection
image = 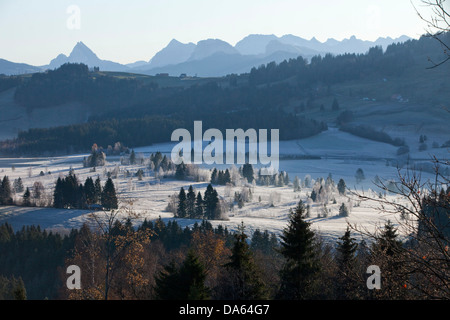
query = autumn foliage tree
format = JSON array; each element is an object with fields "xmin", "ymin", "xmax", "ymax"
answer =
[
  {"xmin": 189, "ymin": 229, "xmax": 230, "ymax": 291},
  {"xmin": 66, "ymin": 204, "xmax": 152, "ymax": 300}
]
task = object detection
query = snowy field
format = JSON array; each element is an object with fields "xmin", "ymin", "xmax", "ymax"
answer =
[{"xmin": 0, "ymin": 128, "xmax": 447, "ymax": 243}]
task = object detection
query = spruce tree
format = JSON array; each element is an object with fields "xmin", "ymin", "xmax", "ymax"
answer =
[
  {"xmin": 211, "ymin": 189, "xmax": 222, "ymax": 220},
  {"xmin": 84, "ymin": 177, "xmax": 95, "ymax": 205},
  {"xmin": 22, "ymin": 187, "xmax": 31, "ymax": 207},
  {"xmin": 77, "ymin": 184, "xmax": 86, "ymax": 209},
  {"xmin": 186, "ymin": 185, "xmax": 196, "ymax": 218},
  {"xmin": 355, "ymin": 168, "xmax": 365, "ymax": 183},
  {"xmin": 64, "ymin": 173, "xmax": 79, "ymax": 208},
  {"xmin": 94, "ymin": 176, "xmax": 102, "ymax": 204},
  {"xmin": 129, "ymin": 149, "xmax": 136, "ymax": 165},
  {"xmin": 250, "ymin": 229, "xmax": 275, "ymax": 255},
  {"xmin": 177, "ymin": 187, "xmax": 187, "ymax": 218},
  {"xmin": 224, "ymin": 169, "xmax": 231, "ymax": 184},
  {"xmin": 224, "ymin": 223, "xmax": 268, "ymax": 300},
  {"xmin": 53, "ymin": 178, "xmax": 63, "ymax": 208},
  {"xmin": 310, "ymin": 189, "xmax": 317, "ymax": 202},
  {"xmin": 0, "ymin": 176, "xmax": 13, "ymax": 205},
  {"xmin": 13, "ymin": 277, "xmax": 27, "ymax": 300},
  {"xmin": 154, "ymin": 262, "xmax": 181, "ymax": 299},
  {"xmin": 242, "ymin": 164, "xmax": 254, "ymax": 183},
  {"xmin": 204, "ymin": 184, "xmax": 219, "ymax": 220},
  {"xmin": 211, "ymin": 168, "xmax": 218, "ymax": 184},
  {"xmin": 332, "ymin": 97, "xmax": 340, "ymax": 111},
  {"xmin": 101, "ymin": 178, "xmax": 118, "ymax": 210},
  {"xmin": 335, "ymin": 226, "xmax": 359, "ymax": 299},
  {"xmin": 136, "ymin": 169, "xmax": 143, "ymax": 181},
  {"xmin": 371, "ymin": 220, "xmax": 407, "ymax": 299},
  {"xmin": 154, "ymin": 250, "xmax": 210, "ymax": 300},
  {"xmin": 14, "ymin": 177, "xmax": 24, "ymax": 193},
  {"xmin": 160, "ymin": 155, "xmax": 169, "ymax": 171},
  {"xmin": 218, "ymin": 170, "xmax": 224, "ymax": 185},
  {"xmin": 175, "ymin": 162, "xmax": 187, "ymax": 180},
  {"xmin": 277, "ymin": 200, "xmax": 320, "ymax": 299},
  {"xmin": 250, "ymin": 229, "xmax": 264, "ymax": 252},
  {"xmin": 180, "ymin": 251, "xmax": 210, "ymax": 300},
  {"xmin": 277, "ymin": 172, "xmax": 285, "ymax": 187},
  {"xmin": 374, "ymin": 220, "xmax": 402, "ymax": 257},
  {"xmin": 337, "ymin": 178, "xmax": 346, "ymax": 195},
  {"xmin": 151, "ymin": 152, "xmax": 163, "ymax": 169},
  {"xmin": 195, "ymin": 192, "xmax": 204, "ymax": 218}
]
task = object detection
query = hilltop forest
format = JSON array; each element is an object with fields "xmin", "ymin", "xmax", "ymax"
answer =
[{"xmin": 0, "ymin": 32, "xmax": 449, "ymax": 155}]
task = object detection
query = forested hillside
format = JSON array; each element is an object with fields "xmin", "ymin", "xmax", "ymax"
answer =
[{"xmin": 0, "ymin": 32, "xmax": 448, "ymax": 156}]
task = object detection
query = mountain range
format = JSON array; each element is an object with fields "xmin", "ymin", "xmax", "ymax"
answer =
[{"xmin": 1, "ymin": 34, "xmax": 411, "ymax": 77}]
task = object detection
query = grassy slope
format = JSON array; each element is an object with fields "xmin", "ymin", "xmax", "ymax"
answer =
[
  {"xmin": 1, "ymin": 60, "xmax": 448, "ymax": 146},
  {"xmin": 285, "ymin": 61, "xmax": 450, "ymax": 146},
  {"xmin": 0, "ymin": 88, "xmax": 91, "ymax": 141},
  {"xmin": 0, "ymin": 71, "xmax": 224, "ymax": 141}
]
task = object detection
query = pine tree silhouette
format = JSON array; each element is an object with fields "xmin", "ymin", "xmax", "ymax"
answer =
[{"xmin": 277, "ymin": 200, "xmax": 320, "ymax": 299}]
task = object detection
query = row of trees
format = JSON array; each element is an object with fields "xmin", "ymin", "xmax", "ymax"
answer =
[
  {"xmin": 2, "ymin": 59, "xmax": 329, "ymax": 156},
  {"xmin": 73, "ymin": 196, "xmax": 450, "ymax": 300},
  {"xmin": 0, "ymin": 223, "xmax": 77, "ymax": 299},
  {"xmin": 206, "ymin": 163, "xmax": 355, "ymax": 196},
  {"xmin": 155, "ymin": 195, "xmax": 450, "ymax": 300},
  {"xmin": 149, "ymin": 151, "xmax": 174, "ymax": 172},
  {"xmin": 175, "ymin": 184, "xmax": 223, "ymax": 220},
  {"xmin": 256, "ymin": 170, "xmax": 290, "ymax": 187},
  {"xmin": 339, "ymin": 124, "xmax": 406, "ymax": 147},
  {"xmin": 247, "ymin": 33, "xmax": 448, "ymax": 87},
  {"xmin": 210, "ymin": 168, "xmax": 231, "ymax": 185},
  {"xmin": 1, "ymin": 175, "xmax": 52, "ymax": 207},
  {"xmin": 53, "ymin": 173, "xmax": 118, "ymax": 210},
  {"xmin": 64, "ymin": 217, "xmax": 282, "ymax": 300},
  {"xmin": 83, "ymin": 144, "xmax": 107, "ymax": 168},
  {"xmin": 200, "ymin": 162, "xmax": 359, "ymax": 219},
  {"xmin": 1, "ymin": 116, "xmax": 185, "ymax": 156},
  {"xmin": 14, "ymin": 63, "xmax": 158, "ymax": 111},
  {"xmin": 3, "ymin": 33, "xmax": 449, "ymax": 157},
  {"xmin": 1, "ymin": 179, "xmax": 449, "ymax": 300}
]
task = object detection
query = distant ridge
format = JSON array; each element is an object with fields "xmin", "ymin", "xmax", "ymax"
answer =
[
  {"xmin": 0, "ymin": 34, "xmax": 412, "ymax": 76},
  {"xmin": 133, "ymin": 34, "xmax": 411, "ymax": 77},
  {"xmin": 0, "ymin": 59, "xmax": 41, "ymax": 75}
]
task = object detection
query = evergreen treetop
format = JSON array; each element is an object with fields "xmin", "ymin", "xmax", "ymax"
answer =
[
  {"xmin": 278, "ymin": 200, "xmax": 320, "ymax": 299},
  {"xmin": 224, "ymin": 222, "xmax": 268, "ymax": 300},
  {"xmin": 101, "ymin": 177, "xmax": 118, "ymax": 210}
]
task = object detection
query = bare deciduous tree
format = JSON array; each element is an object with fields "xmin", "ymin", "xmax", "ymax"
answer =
[
  {"xmin": 413, "ymin": 0, "xmax": 450, "ymax": 67},
  {"xmin": 349, "ymin": 159, "xmax": 450, "ymax": 299}
]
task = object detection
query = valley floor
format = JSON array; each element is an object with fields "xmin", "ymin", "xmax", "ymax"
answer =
[{"xmin": 2, "ymin": 127, "xmax": 447, "ymax": 243}]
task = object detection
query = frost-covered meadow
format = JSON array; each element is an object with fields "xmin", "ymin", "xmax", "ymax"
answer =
[{"xmin": 0, "ymin": 128, "xmax": 446, "ymax": 242}]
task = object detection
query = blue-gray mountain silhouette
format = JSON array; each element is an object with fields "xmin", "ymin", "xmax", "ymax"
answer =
[
  {"xmin": 0, "ymin": 34, "xmax": 411, "ymax": 76},
  {"xmin": 46, "ymin": 41, "xmax": 128, "ymax": 71}
]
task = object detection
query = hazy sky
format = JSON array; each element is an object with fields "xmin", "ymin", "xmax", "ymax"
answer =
[{"xmin": 0, "ymin": 0, "xmax": 432, "ymax": 66}]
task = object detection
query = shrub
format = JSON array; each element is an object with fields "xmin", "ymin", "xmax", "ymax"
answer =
[{"xmin": 396, "ymin": 145, "xmax": 410, "ymax": 155}]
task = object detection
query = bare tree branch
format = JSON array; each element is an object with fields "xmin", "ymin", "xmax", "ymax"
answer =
[{"xmin": 412, "ymin": 0, "xmax": 450, "ymax": 67}]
